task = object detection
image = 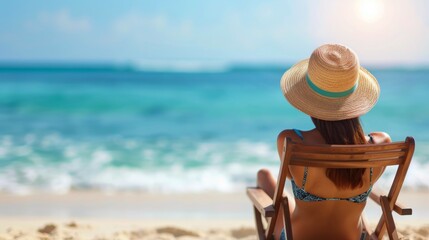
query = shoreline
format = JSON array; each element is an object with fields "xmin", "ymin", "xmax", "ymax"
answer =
[
  {"xmin": 0, "ymin": 190, "xmax": 252, "ymax": 220},
  {"xmin": 0, "ymin": 189, "xmax": 428, "ymax": 221},
  {"xmin": 0, "ymin": 190, "xmax": 428, "ymax": 239}
]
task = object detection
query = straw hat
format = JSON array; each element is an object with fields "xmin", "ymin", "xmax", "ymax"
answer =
[{"xmin": 280, "ymin": 44, "xmax": 380, "ymax": 121}]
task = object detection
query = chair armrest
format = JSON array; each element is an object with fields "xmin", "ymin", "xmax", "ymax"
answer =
[
  {"xmin": 246, "ymin": 187, "xmax": 275, "ymax": 217},
  {"xmin": 369, "ymin": 189, "xmax": 412, "ymax": 215}
]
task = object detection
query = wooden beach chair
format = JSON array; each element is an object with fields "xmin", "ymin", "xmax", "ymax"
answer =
[{"xmin": 247, "ymin": 137, "xmax": 415, "ymax": 240}]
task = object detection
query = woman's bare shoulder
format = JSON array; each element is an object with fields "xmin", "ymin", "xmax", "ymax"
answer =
[
  {"xmin": 369, "ymin": 131, "xmax": 392, "ymax": 144},
  {"xmin": 277, "ymin": 129, "xmax": 302, "ymax": 143}
]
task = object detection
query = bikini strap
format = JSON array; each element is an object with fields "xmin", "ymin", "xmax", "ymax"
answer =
[
  {"xmin": 369, "ymin": 167, "xmax": 374, "ymax": 186},
  {"xmin": 368, "ymin": 134, "xmax": 374, "ymax": 144},
  {"xmin": 302, "ymin": 167, "xmax": 309, "ymax": 189},
  {"xmin": 368, "ymin": 134, "xmax": 374, "ymax": 186},
  {"xmin": 293, "ymin": 129, "xmax": 308, "ymax": 189},
  {"xmin": 293, "ymin": 129, "xmax": 304, "ymax": 140}
]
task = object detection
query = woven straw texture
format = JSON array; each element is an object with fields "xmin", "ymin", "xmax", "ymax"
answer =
[{"xmin": 280, "ymin": 44, "xmax": 380, "ymax": 121}]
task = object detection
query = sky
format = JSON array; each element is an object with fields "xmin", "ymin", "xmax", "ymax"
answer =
[{"xmin": 0, "ymin": 0, "xmax": 428, "ymax": 67}]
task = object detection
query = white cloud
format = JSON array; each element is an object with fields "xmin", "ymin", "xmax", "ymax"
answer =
[
  {"xmin": 112, "ymin": 13, "xmax": 166, "ymax": 34},
  {"xmin": 106, "ymin": 12, "xmax": 197, "ymax": 62},
  {"xmin": 33, "ymin": 10, "xmax": 92, "ymax": 33},
  {"xmin": 106, "ymin": 2, "xmax": 313, "ymax": 63},
  {"xmin": 111, "ymin": 13, "xmax": 192, "ymax": 38},
  {"xmin": 55, "ymin": 1, "xmax": 426, "ymax": 65}
]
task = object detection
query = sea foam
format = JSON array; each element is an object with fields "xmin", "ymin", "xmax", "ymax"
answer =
[{"xmin": 0, "ymin": 134, "xmax": 427, "ymax": 195}]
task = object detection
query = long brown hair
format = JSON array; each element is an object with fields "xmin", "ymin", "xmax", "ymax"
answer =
[{"xmin": 311, "ymin": 117, "xmax": 367, "ymax": 189}]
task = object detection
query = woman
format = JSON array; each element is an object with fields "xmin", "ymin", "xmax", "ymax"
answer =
[{"xmin": 257, "ymin": 44, "xmax": 391, "ymax": 240}]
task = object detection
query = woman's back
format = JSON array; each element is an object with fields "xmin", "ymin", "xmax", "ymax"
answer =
[{"xmin": 276, "ymin": 129, "xmax": 390, "ymax": 240}]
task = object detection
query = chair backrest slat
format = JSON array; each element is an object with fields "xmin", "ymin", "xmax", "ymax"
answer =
[
  {"xmin": 291, "ymin": 158, "xmax": 404, "ymax": 168},
  {"xmin": 293, "ymin": 142, "xmax": 408, "ymax": 154},
  {"xmin": 292, "ymin": 151, "xmax": 405, "ymax": 161}
]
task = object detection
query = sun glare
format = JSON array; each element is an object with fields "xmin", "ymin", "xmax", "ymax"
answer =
[{"xmin": 358, "ymin": 0, "xmax": 384, "ymax": 23}]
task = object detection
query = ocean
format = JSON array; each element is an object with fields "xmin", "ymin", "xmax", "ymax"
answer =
[{"xmin": 0, "ymin": 65, "xmax": 428, "ymax": 194}]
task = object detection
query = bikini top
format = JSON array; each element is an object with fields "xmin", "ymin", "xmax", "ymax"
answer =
[{"xmin": 290, "ymin": 129, "xmax": 373, "ymax": 203}]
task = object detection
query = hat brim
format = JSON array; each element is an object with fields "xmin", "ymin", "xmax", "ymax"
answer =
[{"xmin": 280, "ymin": 59, "xmax": 380, "ymax": 121}]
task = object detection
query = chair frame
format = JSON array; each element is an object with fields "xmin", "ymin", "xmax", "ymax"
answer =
[{"xmin": 247, "ymin": 136, "xmax": 415, "ymax": 240}]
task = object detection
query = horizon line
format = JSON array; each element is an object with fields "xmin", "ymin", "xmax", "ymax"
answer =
[{"xmin": 0, "ymin": 61, "xmax": 428, "ymax": 73}]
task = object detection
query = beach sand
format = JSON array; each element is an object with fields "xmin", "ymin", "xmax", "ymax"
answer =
[{"xmin": 0, "ymin": 191, "xmax": 428, "ymax": 239}]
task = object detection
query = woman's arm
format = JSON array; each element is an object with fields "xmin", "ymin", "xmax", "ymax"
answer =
[{"xmin": 369, "ymin": 131, "xmax": 392, "ymax": 180}]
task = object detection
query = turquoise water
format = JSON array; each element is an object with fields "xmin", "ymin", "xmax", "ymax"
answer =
[{"xmin": 0, "ymin": 66, "xmax": 428, "ymax": 194}]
